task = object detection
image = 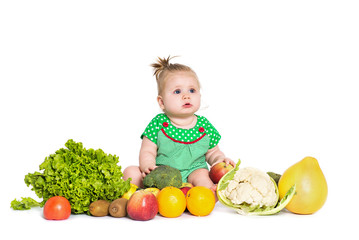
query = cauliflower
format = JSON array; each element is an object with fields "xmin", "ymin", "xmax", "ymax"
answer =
[
  {"xmin": 222, "ymin": 167, "xmax": 278, "ymax": 208},
  {"xmin": 217, "ymin": 160, "xmax": 296, "ymax": 216}
]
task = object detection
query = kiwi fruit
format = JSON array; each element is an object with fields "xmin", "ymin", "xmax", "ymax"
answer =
[
  {"xmin": 89, "ymin": 200, "xmax": 110, "ymax": 217},
  {"xmin": 109, "ymin": 198, "xmax": 128, "ymax": 217}
]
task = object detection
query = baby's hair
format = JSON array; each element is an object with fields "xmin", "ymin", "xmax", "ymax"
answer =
[{"xmin": 151, "ymin": 55, "xmax": 199, "ymax": 95}]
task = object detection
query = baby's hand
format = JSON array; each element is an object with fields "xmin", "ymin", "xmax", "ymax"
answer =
[
  {"xmin": 141, "ymin": 165, "xmax": 157, "ymax": 178},
  {"xmin": 213, "ymin": 157, "xmax": 236, "ymax": 167},
  {"xmin": 224, "ymin": 158, "xmax": 236, "ymax": 167}
]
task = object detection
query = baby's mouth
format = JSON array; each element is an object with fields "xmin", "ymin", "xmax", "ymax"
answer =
[{"xmin": 183, "ymin": 103, "xmax": 192, "ymax": 108}]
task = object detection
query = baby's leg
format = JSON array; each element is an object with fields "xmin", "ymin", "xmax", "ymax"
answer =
[
  {"xmin": 123, "ymin": 166, "xmax": 143, "ymax": 188},
  {"xmin": 187, "ymin": 168, "xmax": 217, "ymax": 201},
  {"xmin": 187, "ymin": 168, "xmax": 215, "ymax": 190}
]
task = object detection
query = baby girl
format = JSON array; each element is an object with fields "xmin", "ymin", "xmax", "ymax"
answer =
[{"xmin": 123, "ymin": 56, "xmax": 235, "ymax": 192}]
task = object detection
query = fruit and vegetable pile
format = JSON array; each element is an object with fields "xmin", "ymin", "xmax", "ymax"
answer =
[{"xmin": 11, "ymin": 139, "xmax": 328, "ymax": 221}]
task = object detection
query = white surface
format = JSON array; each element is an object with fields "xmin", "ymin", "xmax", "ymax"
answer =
[
  {"xmin": 1, "ymin": 1, "xmax": 358, "ymax": 239},
  {"xmin": 5, "ymin": 203, "xmax": 352, "ymax": 239}
]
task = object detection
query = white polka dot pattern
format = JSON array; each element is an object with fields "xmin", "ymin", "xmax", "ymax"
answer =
[{"xmin": 141, "ymin": 113, "xmax": 221, "ymax": 148}]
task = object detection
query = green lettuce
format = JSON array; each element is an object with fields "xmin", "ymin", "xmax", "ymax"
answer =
[
  {"xmin": 11, "ymin": 197, "xmax": 41, "ymax": 210},
  {"xmin": 23, "ymin": 139, "xmax": 130, "ymax": 214}
]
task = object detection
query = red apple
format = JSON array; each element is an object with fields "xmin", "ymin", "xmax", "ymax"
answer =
[
  {"xmin": 209, "ymin": 162, "xmax": 234, "ymax": 184},
  {"xmin": 144, "ymin": 187, "xmax": 160, "ymax": 198},
  {"xmin": 180, "ymin": 187, "xmax": 191, "ymax": 196},
  {"xmin": 126, "ymin": 190, "xmax": 158, "ymax": 221}
]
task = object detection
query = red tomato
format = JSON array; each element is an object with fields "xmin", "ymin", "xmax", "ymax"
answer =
[{"xmin": 43, "ymin": 196, "xmax": 71, "ymax": 220}]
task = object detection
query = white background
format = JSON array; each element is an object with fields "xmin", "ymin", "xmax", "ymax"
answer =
[{"xmin": 1, "ymin": 0, "xmax": 358, "ymax": 239}]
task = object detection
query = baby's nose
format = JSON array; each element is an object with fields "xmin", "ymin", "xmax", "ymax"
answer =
[{"xmin": 183, "ymin": 94, "xmax": 190, "ymax": 99}]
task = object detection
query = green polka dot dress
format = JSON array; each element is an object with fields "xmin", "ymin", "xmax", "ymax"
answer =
[{"xmin": 141, "ymin": 113, "xmax": 221, "ymax": 149}]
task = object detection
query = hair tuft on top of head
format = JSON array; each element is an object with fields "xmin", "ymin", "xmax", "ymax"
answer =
[
  {"xmin": 150, "ymin": 55, "xmax": 198, "ymax": 95},
  {"xmin": 150, "ymin": 55, "xmax": 178, "ymax": 80}
]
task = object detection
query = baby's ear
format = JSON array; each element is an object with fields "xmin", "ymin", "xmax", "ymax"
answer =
[{"xmin": 157, "ymin": 95, "xmax": 165, "ymax": 110}]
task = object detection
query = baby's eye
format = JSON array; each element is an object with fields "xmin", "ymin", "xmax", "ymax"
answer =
[
  {"xmin": 189, "ymin": 88, "xmax": 196, "ymax": 93},
  {"xmin": 174, "ymin": 89, "xmax": 181, "ymax": 94}
]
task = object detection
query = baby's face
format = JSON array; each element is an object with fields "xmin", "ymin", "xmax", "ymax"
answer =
[{"xmin": 158, "ymin": 71, "xmax": 201, "ymax": 118}]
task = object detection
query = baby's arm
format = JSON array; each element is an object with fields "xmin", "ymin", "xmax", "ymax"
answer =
[
  {"xmin": 205, "ymin": 145, "xmax": 235, "ymax": 167},
  {"xmin": 139, "ymin": 136, "xmax": 158, "ymax": 176}
]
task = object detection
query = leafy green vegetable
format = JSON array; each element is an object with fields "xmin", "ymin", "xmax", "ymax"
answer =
[
  {"xmin": 267, "ymin": 172, "xmax": 281, "ymax": 185},
  {"xmin": 11, "ymin": 197, "xmax": 41, "ymax": 210},
  {"xmin": 23, "ymin": 139, "xmax": 131, "ymax": 214}
]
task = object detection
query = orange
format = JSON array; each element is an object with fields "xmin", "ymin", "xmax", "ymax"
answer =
[
  {"xmin": 278, "ymin": 156, "xmax": 328, "ymax": 214},
  {"xmin": 157, "ymin": 186, "xmax": 186, "ymax": 218},
  {"xmin": 186, "ymin": 186, "xmax": 215, "ymax": 216}
]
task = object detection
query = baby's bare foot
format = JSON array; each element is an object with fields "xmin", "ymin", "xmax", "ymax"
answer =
[{"xmin": 210, "ymin": 184, "xmax": 218, "ymax": 202}]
